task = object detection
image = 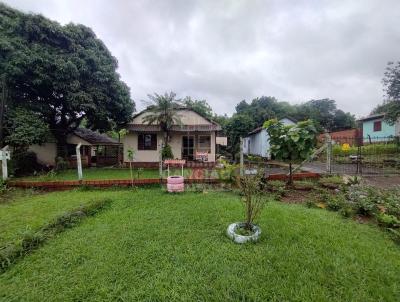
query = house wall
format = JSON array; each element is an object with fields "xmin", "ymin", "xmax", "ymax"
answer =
[
  {"xmin": 362, "ymin": 118, "xmax": 395, "ymax": 142},
  {"xmin": 244, "ymin": 118, "xmax": 295, "ymax": 158},
  {"xmin": 122, "ymin": 131, "xmax": 216, "ymax": 162},
  {"xmin": 28, "ymin": 135, "xmax": 92, "ymax": 166},
  {"xmin": 29, "ymin": 143, "xmax": 57, "ymax": 166}
]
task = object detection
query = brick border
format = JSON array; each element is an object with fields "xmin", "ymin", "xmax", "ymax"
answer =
[{"xmin": 8, "ymin": 172, "xmax": 320, "ymax": 190}]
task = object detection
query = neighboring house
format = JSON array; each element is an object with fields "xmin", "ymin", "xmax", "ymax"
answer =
[
  {"xmin": 122, "ymin": 108, "xmax": 222, "ymax": 166},
  {"xmin": 358, "ymin": 113, "xmax": 400, "ymax": 143},
  {"xmin": 243, "ymin": 118, "xmax": 296, "ymax": 158},
  {"xmin": 29, "ymin": 128, "xmax": 121, "ymax": 167}
]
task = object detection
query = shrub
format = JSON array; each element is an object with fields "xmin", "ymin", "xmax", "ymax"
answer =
[
  {"xmin": 319, "ymin": 176, "xmax": 345, "ymax": 188},
  {"xmin": 326, "ymin": 195, "xmax": 346, "ymax": 211},
  {"xmin": 266, "ymin": 180, "xmax": 286, "ymax": 196},
  {"xmin": 161, "ymin": 144, "xmax": 174, "ymax": 160},
  {"xmin": 55, "ymin": 157, "xmax": 68, "ymax": 171},
  {"xmin": 9, "ymin": 151, "xmax": 44, "ymax": 176},
  {"xmin": 339, "ymin": 206, "xmax": 355, "ymax": 218},
  {"xmin": 376, "ymin": 213, "xmax": 400, "ymax": 228}
]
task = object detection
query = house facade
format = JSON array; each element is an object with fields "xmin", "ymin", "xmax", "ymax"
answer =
[
  {"xmin": 243, "ymin": 118, "xmax": 296, "ymax": 158},
  {"xmin": 28, "ymin": 128, "xmax": 121, "ymax": 167},
  {"xmin": 123, "ymin": 109, "xmax": 222, "ymax": 166},
  {"xmin": 358, "ymin": 113, "xmax": 400, "ymax": 143}
]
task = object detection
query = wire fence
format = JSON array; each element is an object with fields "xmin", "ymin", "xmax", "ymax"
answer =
[{"xmin": 321, "ymin": 135, "xmax": 400, "ymax": 176}]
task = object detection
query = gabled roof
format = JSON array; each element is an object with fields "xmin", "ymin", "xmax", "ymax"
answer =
[
  {"xmin": 246, "ymin": 117, "xmax": 296, "ymax": 136},
  {"xmin": 128, "ymin": 108, "xmax": 221, "ymax": 132},
  {"xmin": 357, "ymin": 113, "xmax": 385, "ymax": 122},
  {"xmin": 73, "ymin": 128, "xmax": 120, "ymax": 145}
]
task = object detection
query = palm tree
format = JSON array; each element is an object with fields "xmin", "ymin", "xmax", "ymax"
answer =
[{"xmin": 142, "ymin": 92, "xmax": 182, "ymax": 146}]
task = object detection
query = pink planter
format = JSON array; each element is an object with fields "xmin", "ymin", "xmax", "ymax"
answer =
[
  {"xmin": 167, "ymin": 176, "xmax": 184, "ymax": 192},
  {"xmin": 167, "ymin": 176, "xmax": 184, "ymax": 184}
]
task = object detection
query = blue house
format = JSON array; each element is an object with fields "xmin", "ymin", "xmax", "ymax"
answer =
[
  {"xmin": 358, "ymin": 113, "xmax": 400, "ymax": 143},
  {"xmin": 243, "ymin": 118, "xmax": 296, "ymax": 158}
]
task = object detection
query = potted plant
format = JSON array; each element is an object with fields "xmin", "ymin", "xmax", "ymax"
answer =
[{"xmin": 227, "ymin": 172, "xmax": 268, "ymax": 244}]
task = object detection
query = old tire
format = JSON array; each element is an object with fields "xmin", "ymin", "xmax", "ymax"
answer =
[
  {"xmin": 167, "ymin": 183, "xmax": 184, "ymax": 192},
  {"xmin": 167, "ymin": 176, "xmax": 184, "ymax": 184},
  {"xmin": 226, "ymin": 222, "xmax": 261, "ymax": 244}
]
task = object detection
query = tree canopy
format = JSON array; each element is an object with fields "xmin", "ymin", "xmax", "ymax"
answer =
[
  {"xmin": 183, "ymin": 97, "xmax": 213, "ymax": 119},
  {"xmin": 0, "ymin": 4, "xmax": 135, "ymax": 156}
]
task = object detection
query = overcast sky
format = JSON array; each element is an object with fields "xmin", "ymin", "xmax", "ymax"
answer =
[{"xmin": 4, "ymin": 0, "xmax": 400, "ymax": 117}]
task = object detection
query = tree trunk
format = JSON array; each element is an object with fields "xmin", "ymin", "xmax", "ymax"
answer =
[{"xmin": 288, "ymin": 162, "xmax": 293, "ymax": 186}]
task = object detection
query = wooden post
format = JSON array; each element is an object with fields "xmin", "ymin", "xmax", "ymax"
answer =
[
  {"xmin": 240, "ymin": 137, "xmax": 244, "ymax": 177},
  {"xmin": 325, "ymin": 133, "xmax": 332, "ymax": 174},
  {"xmin": 0, "ymin": 76, "xmax": 6, "ymax": 148},
  {"xmin": 159, "ymin": 142, "xmax": 163, "ymax": 181},
  {"xmin": 76, "ymin": 143, "xmax": 83, "ymax": 181}
]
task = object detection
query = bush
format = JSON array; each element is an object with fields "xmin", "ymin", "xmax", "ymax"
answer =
[
  {"xmin": 9, "ymin": 151, "xmax": 44, "ymax": 176},
  {"xmin": 266, "ymin": 180, "xmax": 286, "ymax": 196},
  {"xmin": 376, "ymin": 213, "xmax": 400, "ymax": 228},
  {"xmin": 326, "ymin": 195, "xmax": 346, "ymax": 211},
  {"xmin": 161, "ymin": 144, "xmax": 174, "ymax": 160},
  {"xmin": 55, "ymin": 157, "xmax": 68, "ymax": 171}
]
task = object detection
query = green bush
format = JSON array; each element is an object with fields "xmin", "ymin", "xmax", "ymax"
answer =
[
  {"xmin": 326, "ymin": 195, "xmax": 346, "ymax": 211},
  {"xmin": 266, "ymin": 180, "xmax": 286, "ymax": 196},
  {"xmin": 55, "ymin": 157, "xmax": 68, "ymax": 171},
  {"xmin": 9, "ymin": 151, "xmax": 43, "ymax": 176},
  {"xmin": 161, "ymin": 144, "xmax": 174, "ymax": 160},
  {"xmin": 376, "ymin": 213, "xmax": 400, "ymax": 228}
]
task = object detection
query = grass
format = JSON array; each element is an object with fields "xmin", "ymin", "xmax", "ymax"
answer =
[
  {"xmin": 16, "ymin": 167, "xmax": 194, "ymax": 181},
  {"xmin": 0, "ymin": 189, "xmax": 122, "ymax": 247},
  {"xmin": 0, "ymin": 188, "xmax": 399, "ymax": 301}
]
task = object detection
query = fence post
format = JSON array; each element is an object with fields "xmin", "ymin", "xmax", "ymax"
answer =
[
  {"xmin": 325, "ymin": 133, "xmax": 332, "ymax": 174},
  {"xmin": 1, "ymin": 146, "xmax": 9, "ymax": 181},
  {"xmin": 159, "ymin": 142, "xmax": 163, "ymax": 182},
  {"xmin": 239, "ymin": 137, "xmax": 244, "ymax": 177},
  {"xmin": 75, "ymin": 143, "xmax": 83, "ymax": 181}
]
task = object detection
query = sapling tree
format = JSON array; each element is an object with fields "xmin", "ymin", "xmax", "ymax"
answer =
[
  {"xmin": 263, "ymin": 119, "xmax": 317, "ymax": 185},
  {"xmin": 239, "ymin": 171, "xmax": 268, "ymax": 231}
]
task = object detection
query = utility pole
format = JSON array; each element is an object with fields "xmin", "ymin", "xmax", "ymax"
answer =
[{"xmin": 0, "ymin": 75, "xmax": 6, "ymax": 148}]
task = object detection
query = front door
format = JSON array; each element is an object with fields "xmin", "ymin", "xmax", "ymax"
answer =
[{"xmin": 182, "ymin": 136, "xmax": 194, "ymax": 160}]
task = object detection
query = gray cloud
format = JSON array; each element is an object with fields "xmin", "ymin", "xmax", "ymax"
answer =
[{"xmin": 4, "ymin": 0, "xmax": 400, "ymax": 117}]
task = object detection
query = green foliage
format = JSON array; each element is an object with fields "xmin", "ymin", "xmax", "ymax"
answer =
[
  {"xmin": 376, "ymin": 213, "xmax": 400, "ymax": 228},
  {"xmin": 161, "ymin": 144, "xmax": 174, "ymax": 160},
  {"xmin": 0, "ymin": 4, "xmax": 134, "ymax": 156},
  {"xmin": 319, "ymin": 176, "xmax": 345, "ymax": 188},
  {"xmin": 143, "ymin": 92, "xmax": 182, "ymax": 143},
  {"xmin": 9, "ymin": 150, "xmax": 42, "ymax": 176},
  {"xmin": 332, "ymin": 143, "xmax": 399, "ymax": 156},
  {"xmin": 54, "ymin": 156, "xmax": 68, "ymax": 171},
  {"xmin": 224, "ymin": 114, "xmax": 255, "ymax": 158},
  {"xmin": 127, "ymin": 149, "xmax": 135, "ymax": 161},
  {"xmin": 266, "ymin": 180, "xmax": 286, "ymax": 196},
  {"xmin": 183, "ymin": 96, "xmax": 213, "ymax": 119},
  {"xmin": 5, "ymin": 108, "xmax": 49, "ymax": 150},
  {"xmin": 264, "ymin": 119, "xmax": 317, "ymax": 162},
  {"xmin": 216, "ymin": 159, "xmax": 238, "ymax": 184},
  {"xmin": 264, "ymin": 119, "xmax": 317, "ymax": 184}
]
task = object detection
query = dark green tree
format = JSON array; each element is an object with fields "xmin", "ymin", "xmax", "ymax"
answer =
[
  {"xmin": 224, "ymin": 114, "xmax": 256, "ymax": 159},
  {"xmin": 183, "ymin": 97, "xmax": 213, "ymax": 119},
  {"xmin": 0, "ymin": 3, "xmax": 135, "ymax": 156}
]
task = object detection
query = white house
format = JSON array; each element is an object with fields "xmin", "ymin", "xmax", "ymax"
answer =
[
  {"xmin": 122, "ymin": 108, "xmax": 222, "ymax": 166},
  {"xmin": 243, "ymin": 118, "xmax": 296, "ymax": 158}
]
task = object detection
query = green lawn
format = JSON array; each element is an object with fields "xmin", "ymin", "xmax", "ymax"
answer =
[
  {"xmin": 17, "ymin": 167, "xmax": 195, "ymax": 181},
  {"xmin": 0, "ymin": 189, "xmax": 120, "ymax": 247},
  {"xmin": 0, "ymin": 188, "xmax": 399, "ymax": 301}
]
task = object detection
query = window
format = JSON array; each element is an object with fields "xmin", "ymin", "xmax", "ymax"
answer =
[
  {"xmin": 197, "ymin": 135, "xmax": 211, "ymax": 152},
  {"xmin": 138, "ymin": 133, "xmax": 157, "ymax": 150},
  {"xmin": 373, "ymin": 121, "xmax": 382, "ymax": 132}
]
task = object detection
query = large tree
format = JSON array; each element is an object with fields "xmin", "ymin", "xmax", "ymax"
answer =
[
  {"xmin": 380, "ymin": 61, "xmax": 400, "ymax": 123},
  {"xmin": 0, "ymin": 4, "xmax": 135, "ymax": 156},
  {"xmin": 183, "ymin": 96, "xmax": 213, "ymax": 119}
]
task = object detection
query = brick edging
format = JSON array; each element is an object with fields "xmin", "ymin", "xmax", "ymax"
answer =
[{"xmin": 8, "ymin": 172, "xmax": 320, "ymax": 190}]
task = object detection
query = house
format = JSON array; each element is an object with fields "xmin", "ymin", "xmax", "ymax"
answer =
[
  {"xmin": 29, "ymin": 128, "xmax": 121, "ymax": 167},
  {"xmin": 122, "ymin": 108, "xmax": 222, "ymax": 167},
  {"xmin": 358, "ymin": 113, "xmax": 400, "ymax": 143},
  {"xmin": 243, "ymin": 118, "xmax": 296, "ymax": 158}
]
